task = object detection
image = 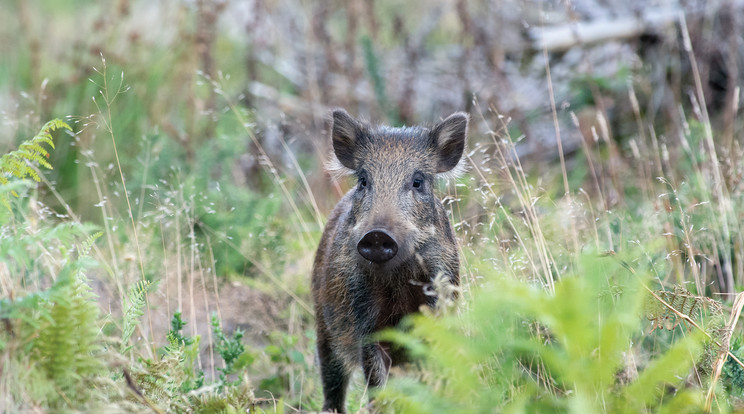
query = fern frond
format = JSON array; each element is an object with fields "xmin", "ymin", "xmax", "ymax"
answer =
[
  {"xmin": 35, "ymin": 264, "xmax": 102, "ymax": 394},
  {"xmin": 645, "ymin": 286, "xmax": 723, "ymax": 333},
  {"xmin": 121, "ymin": 280, "xmax": 152, "ymax": 354},
  {"xmin": 0, "ymin": 118, "xmax": 69, "ymax": 178},
  {"xmin": 0, "ymin": 180, "xmax": 32, "ymax": 214},
  {"xmin": 0, "ymin": 119, "xmax": 70, "ymax": 210},
  {"xmin": 78, "ymin": 231, "xmax": 103, "ymax": 257}
]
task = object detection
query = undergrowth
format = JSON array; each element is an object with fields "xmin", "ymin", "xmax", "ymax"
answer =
[
  {"xmin": 378, "ymin": 253, "xmax": 711, "ymax": 413},
  {"xmin": 0, "ymin": 119, "xmax": 282, "ymax": 412}
]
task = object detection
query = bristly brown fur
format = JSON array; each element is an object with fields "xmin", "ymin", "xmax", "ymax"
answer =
[
  {"xmin": 324, "ymin": 110, "xmax": 469, "ymax": 182},
  {"xmin": 313, "ymin": 109, "xmax": 468, "ymax": 413}
]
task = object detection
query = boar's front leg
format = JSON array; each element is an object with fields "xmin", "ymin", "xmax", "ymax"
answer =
[
  {"xmin": 317, "ymin": 321, "xmax": 349, "ymax": 412},
  {"xmin": 362, "ymin": 342, "xmax": 392, "ymax": 389}
]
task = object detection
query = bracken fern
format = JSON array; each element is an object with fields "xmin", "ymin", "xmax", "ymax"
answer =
[
  {"xmin": 0, "ymin": 119, "xmax": 70, "ymax": 210},
  {"xmin": 377, "ymin": 252, "xmax": 708, "ymax": 414},
  {"xmin": 34, "ymin": 251, "xmax": 102, "ymax": 400},
  {"xmin": 645, "ymin": 286, "xmax": 723, "ymax": 333},
  {"xmin": 121, "ymin": 279, "xmax": 152, "ymax": 354}
]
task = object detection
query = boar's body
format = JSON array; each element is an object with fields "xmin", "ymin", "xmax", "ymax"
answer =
[{"xmin": 312, "ymin": 110, "xmax": 468, "ymax": 413}]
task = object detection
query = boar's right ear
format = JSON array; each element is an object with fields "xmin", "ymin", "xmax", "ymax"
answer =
[
  {"xmin": 430, "ymin": 112, "xmax": 468, "ymax": 174},
  {"xmin": 330, "ymin": 109, "xmax": 365, "ymax": 171}
]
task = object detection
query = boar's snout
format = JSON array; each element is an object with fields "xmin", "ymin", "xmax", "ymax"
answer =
[{"xmin": 357, "ymin": 229, "xmax": 398, "ymax": 263}]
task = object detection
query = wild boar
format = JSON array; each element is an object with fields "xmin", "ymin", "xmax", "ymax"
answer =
[{"xmin": 312, "ymin": 109, "xmax": 468, "ymax": 412}]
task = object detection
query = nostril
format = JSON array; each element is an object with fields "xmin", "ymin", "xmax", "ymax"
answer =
[{"xmin": 357, "ymin": 230, "xmax": 398, "ymax": 263}]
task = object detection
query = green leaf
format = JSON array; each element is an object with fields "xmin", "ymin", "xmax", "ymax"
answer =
[{"xmin": 0, "ymin": 118, "xmax": 70, "ymax": 210}]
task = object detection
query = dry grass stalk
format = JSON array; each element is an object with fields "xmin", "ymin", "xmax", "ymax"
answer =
[{"xmin": 705, "ymin": 291, "xmax": 744, "ymax": 411}]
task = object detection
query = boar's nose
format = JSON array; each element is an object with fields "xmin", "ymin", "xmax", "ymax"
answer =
[{"xmin": 357, "ymin": 230, "xmax": 398, "ymax": 263}]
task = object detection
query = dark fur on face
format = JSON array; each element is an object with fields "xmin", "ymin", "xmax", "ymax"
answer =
[{"xmin": 312, "ymin": 109, "xmax": 468, "ymax": 413}]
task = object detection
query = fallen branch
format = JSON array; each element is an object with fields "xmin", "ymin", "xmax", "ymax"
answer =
[
  {"xmin": 525, "ymin": 2, "xmax": 744, "ymax": 52},
  {"xmin": 528, "ymin": 8, "xmax": 681, "ymax": 52}
]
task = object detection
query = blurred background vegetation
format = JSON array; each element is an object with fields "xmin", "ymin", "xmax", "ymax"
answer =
[{"xmin": 3, "ymin": 0, "xmax": 744, "ymax": 412}]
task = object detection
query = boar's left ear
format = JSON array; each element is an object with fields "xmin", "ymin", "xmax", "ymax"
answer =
[{"xmin": 430, "ymin": 112, "xmax": 468, "ymax": 173}]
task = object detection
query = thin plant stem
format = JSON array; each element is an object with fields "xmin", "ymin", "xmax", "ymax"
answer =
[
  {"xmin": 91, "ymin": 56, "xmax": 154, "ymax": 357},
  {"xmin": 542, "ymin": 45, "xmax": 580, "ymax": 256}
]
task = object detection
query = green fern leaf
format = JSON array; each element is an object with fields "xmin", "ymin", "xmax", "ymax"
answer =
[
  {"xmin": 121, "ymin": 279, "xmax": 152, "ymax": 354},
  {"xmin": 0, "ymin": 118, "xmax": 70, "ymax": 210},
  {"xmin": 78, "ymin": 231, "xmax": 103, "ymax": 257},
  {"xmin": 35, "ymin": 264, "xmax": 102, "ymax": 394}
]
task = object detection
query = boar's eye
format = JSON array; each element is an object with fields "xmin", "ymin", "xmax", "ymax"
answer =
[
  {"xmin": 358, "ymin": 175, "xmax": 367, "ymax": 189},
  {"xmin": 412, "ymin": 173, "xmax": 424, "ymax": 191}
]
